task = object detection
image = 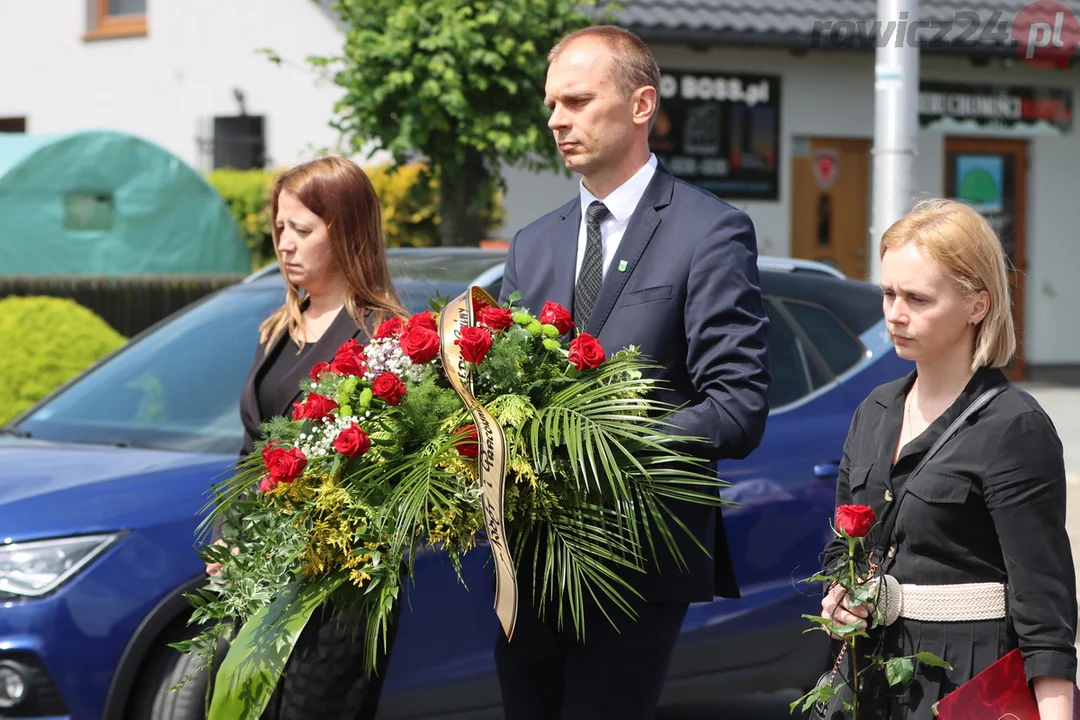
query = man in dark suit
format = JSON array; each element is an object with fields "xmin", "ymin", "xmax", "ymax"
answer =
[{"xmin": 495, "ymin": 24, "xmax": 772, "ymax": 720}]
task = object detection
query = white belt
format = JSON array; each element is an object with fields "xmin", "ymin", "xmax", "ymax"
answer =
[{"xmin": 874, "ymin": 576, "xmax": 1007, "ymax": 625}]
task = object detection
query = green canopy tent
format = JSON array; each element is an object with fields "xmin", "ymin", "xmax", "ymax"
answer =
[{"xmin": 0, "ymin": 130, "xmax": 249, "ymax": 275}]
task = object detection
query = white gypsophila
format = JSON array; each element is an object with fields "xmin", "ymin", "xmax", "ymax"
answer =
[
  {"xmin": 363, "ymin": 337, "xmax": 429, "ymax": 383},
  {"xmin": 296, "ymin": 412, "xmax": 373, "ymax": 458}
]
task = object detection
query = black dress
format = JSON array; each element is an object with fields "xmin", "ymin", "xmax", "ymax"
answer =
[
  {"xmin": 234, "ymin": 307, "xmax": 401, "ymax": 720},
  {"xmin": 825, "ymin": 366, "xmax": 1077, "ymax": 719}
]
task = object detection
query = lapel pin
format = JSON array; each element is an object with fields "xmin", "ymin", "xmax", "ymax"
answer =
[{"xmin": 618, "ymin": 260, "xmax": 628, "ymax": 272}]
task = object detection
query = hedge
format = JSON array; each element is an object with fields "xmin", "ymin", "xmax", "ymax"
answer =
[
  {"xmin": 0, "ymin": 296, "xmax": 127, "ymax": 425},
  {"xmin": 0, "ymin": 274, "xmax": 246, "ymax": 340}
]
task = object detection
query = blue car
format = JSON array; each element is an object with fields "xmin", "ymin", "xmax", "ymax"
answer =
[{"xmin": 0, "ymin": 249, "xmax": 910, "ymax": 720}]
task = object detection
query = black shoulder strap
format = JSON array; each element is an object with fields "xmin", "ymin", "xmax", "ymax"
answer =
[{"xmin": 874, "ymin": 383, "xmax": 1009, "ymax": 560}]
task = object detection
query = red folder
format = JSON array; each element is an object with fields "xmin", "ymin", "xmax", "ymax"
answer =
[{"xmin": 932, "ymin": 648, "xmax": 1079, "ymax": 719}]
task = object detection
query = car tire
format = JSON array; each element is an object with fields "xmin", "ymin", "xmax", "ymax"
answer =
[{"xmin": 126, "ymin": 623, "xmax": 212, "ymax": 720}]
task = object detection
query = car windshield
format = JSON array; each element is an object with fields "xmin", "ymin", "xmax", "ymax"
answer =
[{"xmin": 16, "ymin": 286, "xmax": 285, "ymax": 455}]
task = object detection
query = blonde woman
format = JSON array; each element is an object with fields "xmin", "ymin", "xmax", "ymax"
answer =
[{"xmin": 820, "ymin": 197, "xmax": 1077, "ymax": 719}]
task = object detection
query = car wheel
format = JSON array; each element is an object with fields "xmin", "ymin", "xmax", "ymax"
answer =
[{"xmin": 126, "ymin": 623, "xmax": 212, "ymax": 720}]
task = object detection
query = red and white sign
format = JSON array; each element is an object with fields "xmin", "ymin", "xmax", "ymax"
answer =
[{"xmin": 812, "ymin": 149, "xmax": 839, "ymax": 189}]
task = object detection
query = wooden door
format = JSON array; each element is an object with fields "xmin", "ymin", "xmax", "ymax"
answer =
[
  {"xmin": 944, "ymin": 137, "xmax": 1028, "ymax": 381},
  {"xmin": 791, "ymin": 137, "xmax": 871, "ymax": 280}
]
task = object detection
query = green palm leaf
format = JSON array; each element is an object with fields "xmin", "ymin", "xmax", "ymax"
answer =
[{"xmin": 208, "ymin": 576, "xmax": 344, "ymax": 720}]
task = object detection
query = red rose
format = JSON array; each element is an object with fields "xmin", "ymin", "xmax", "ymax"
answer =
[
  {"xmin": 298, "ymin": 393, "xmax": 338, "ymax": 421},
  {"xmin": 407, "ymin": 311, "xmax": 438, "ymax": 333},
  {"xmin": 333, "ymin": 422, "xmax": 371, "ymax": 458},
  {"xmin": 291, "ymin": 402, "xmax": 304, "ymax": 421},
  {"xmin": 330, "ymin": 339, "xmax": 368, "ymax": 377},
  {"xmin": 457, "ymin": 326, "xmax": 493, "ymax": 364},
  {"xmin": 477, "ymin": 306, "xmax": 514, "ymax": 331},
  {"xmin": 399, "ymin": 327, "xmax": 440, "ymax": 364},
  {"xmin": 539, "ymin": 301, "xmax": 574, "ymax": 335},
  {"xmin": 456, "ymin": 424, "xmax": 479, "ymax": 459},
  {"xmin": 309, "ymin": 361, "xmax": 332, "ymax": 382},
  {"xmin": 263, "ymin": 446, "xmax": 307, "ymax": 484},
  {"xmin": 472, "ymin": 296, "xmax": 490, "ymax": 313},
  {"xmin": 371, "ymin": 372, "xmax": 407, "ymax": 405},
  {"xmin": 374, "ymin": 317, "xmax": 405, "ymax": 339},
  {"xmin": 259, "ymin": 477, "xmax": 277, "ymax": 493},
  {"xmin": 568, "ymin": 333, "xmax": 606, "ymax": 371},
  {"xmin": 836, "ymin": 504, "xmax": 876, "ymax": 539}
]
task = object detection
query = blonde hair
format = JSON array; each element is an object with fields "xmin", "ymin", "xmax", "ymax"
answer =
[
  {"xmin": 259, "ymin": 157, "xmax": 406, "ymax": 348},
  {"xmin": 880, "ymin": 196, "xmax": 1015, "ymax": 370}
]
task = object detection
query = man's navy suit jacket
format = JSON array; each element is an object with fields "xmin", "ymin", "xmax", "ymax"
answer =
[{"xmin": 499, "ymin": 162, "xmax": 771, "ymax": 602}]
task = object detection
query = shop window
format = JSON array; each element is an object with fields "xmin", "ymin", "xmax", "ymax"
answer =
[{"xmin": 85, "ymin": 0, "xmax": 147, "ymax": 41}]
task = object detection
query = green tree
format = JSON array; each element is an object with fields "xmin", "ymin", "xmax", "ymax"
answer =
[{"xmin": 307, "ymin": 0, "xmax": 600, "ymax": 246}]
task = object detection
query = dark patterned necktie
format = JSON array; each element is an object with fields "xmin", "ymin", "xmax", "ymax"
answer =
[{"xmin": 574, "ymin": 200, "xmax": 610, "ymax": 329}]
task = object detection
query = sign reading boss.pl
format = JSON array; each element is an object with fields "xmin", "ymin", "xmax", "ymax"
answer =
[{"xmin": 649, "ymin": 70, "xmax": 781, "ymax": 201}]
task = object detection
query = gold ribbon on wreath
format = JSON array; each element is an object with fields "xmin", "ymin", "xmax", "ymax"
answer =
[{"xmin": 439, "ymin": 286, "xmax": 517, "ymax": 640}]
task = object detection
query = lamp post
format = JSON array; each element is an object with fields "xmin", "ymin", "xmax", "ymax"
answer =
[{"xmin": 868, "ymin": 0, "xmax": 920, "ymax": 283}]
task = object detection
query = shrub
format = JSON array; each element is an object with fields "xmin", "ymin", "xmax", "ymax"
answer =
[
  {"xmin": 0, "ymin": 296, "xmax": 127, "ymax": 425},
  {"xmin": 204, "ymin": 168, "xmax": 279, "ymax": 269}
]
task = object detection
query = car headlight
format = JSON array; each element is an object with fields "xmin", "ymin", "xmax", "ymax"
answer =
[{"xmin": 0, "ymin": 534, "xmax": 120, "ymax": 597}]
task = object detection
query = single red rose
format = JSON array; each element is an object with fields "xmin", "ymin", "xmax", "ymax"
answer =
[
  {"xmin": 374, "ymin": 317, "xmax": 406, "ymax": 339},
  {"xmin": 407, "ymin": 311, "xmax": 438, "ymax": 333},
  {"xmin": 568, "ymin": 333, "xmax": 606, "ymax": 371},
  {"xmin": 836, "ymin": 504, "xmax": 876, "ymax": 539},
  {"xmin": 539, "ymin": 301, "xmax": 574, "ymax": 335},
  {"xmin": 371, "ymin": 372, "xmax": 407, "ymax": 405},
  {"xmin": 477, "ymin": 306, "xmax": 514, "ymax": 331},
  {"xmin": 292, "ymin": 402, "xmax": 304, "ymax": 421},
  {"xmin": 457, "ymin": 326, "xmax": 493, "ymax": 364},
  {"xmin": 330, "ymin": 339, "xmax": 368, "ymax": 377},
  {"xmin": 333, "ymin": 422, "xmax": 372, "ymax": 458},
  {"xmin": 456, "ymin": 424, "xmax": 479, "ymax": 459},
  {"xmin": 298, "ymin": 393, "xmax": 339, "ymax": 421},
  {"xmin": 259, "ymin": 477, "xmax": 278, "ymax": 493},
  {"xmin": 309, "ymin": 361, "xmax": 332, "ymax": 382},
  {"xmin": 399, "ymin": 327, "xmax": 440, "ymax": 364},
  {"xmin": 264, "ymin": 446, "xmax": 307, "ymax": 484}
]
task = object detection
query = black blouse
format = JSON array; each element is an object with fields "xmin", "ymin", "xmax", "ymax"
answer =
[
  {"xmin": 826, "ymin": 366, "xmax": 1078, "ymax": 682},
  {"xmin": 257, "ymin": 337, "xmax": 319, "ymax": 423}
]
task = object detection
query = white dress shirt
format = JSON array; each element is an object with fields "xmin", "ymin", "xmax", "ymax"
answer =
[{"xmin": 575, "ymin": 154, "xmax": 659, "ymax": 282}]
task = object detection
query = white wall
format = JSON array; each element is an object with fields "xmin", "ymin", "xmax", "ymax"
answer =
[
  {"xmin": 498, "ymin": 46, "xmax": 1080, "ymax": 366},
  {"xmin": 0, "ymin": 0, "xmax": 353, "ymax": 170}
]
